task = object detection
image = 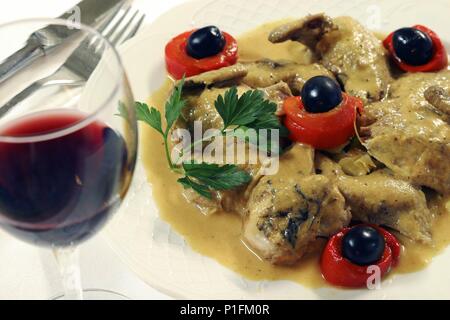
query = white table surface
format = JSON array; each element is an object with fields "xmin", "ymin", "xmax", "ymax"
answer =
[{"xmin": 0, "ymin": 0, "xmax": 190, "ymax": 300}]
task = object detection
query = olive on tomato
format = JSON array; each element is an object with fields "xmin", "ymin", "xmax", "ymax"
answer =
[
  {"xmin": 283, "ymin": 76, "xmax": 363, "ymax": 150},
  {"xmin": 383, "ymin": 25, "xmax": 448, "ymax": 72},
  {"xmin": 392, "ymin": 27, "xmax": 434, "ymax": 66},
  {"xmin": 165, "ymin": 27, "xmax": 238, "ymax": 80},
  {"xmin": 342, "ymin": 225, "xmax": 385, "ymax": 266},
  {"xmin": 301, "ymin": 76, "xmax": 343, "ymax": 113},
  {"xmin": 321, "ymin": 224, "xmax": 401, "ymax": 288},
  {"xmin": 186, "ymin": 26, "xmax": 226, "ymax": 59}
]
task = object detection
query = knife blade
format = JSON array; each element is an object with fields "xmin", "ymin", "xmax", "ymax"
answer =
[{"xmin": 0, "ymin": 0, "xmax": 126, "ymax": 84}]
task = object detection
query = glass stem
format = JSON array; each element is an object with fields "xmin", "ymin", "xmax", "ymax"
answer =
[{"xmin": 53, "ymin": 246, "xmax": 83, "ymax": 300}]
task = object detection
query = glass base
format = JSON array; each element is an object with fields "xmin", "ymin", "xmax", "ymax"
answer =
[{"xmin": 52, "ymin": 289, "xmax": 130, "ymax": 300}]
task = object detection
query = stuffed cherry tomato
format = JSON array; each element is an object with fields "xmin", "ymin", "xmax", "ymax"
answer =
[
  {"xmin": 165, "ymin": 26, "xmax": 238, "ymax": 80},
  {"xmin": 321, "ymin": 224, "xmax": 401, "ymax": 288},
  {"xmin": 283, "ymin": 76, "xmax": 363, "ymax": 150},
  {"xmin": 383, "ymin": 25, "xmax": 448, "ymax": 72}
]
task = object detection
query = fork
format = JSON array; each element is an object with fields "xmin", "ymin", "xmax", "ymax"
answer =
[{"xmin": 0, "ymin": 4, "xmax": 145, "ymax": 117}]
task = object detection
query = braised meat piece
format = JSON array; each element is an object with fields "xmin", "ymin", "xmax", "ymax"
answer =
[
  {"xmin": 361, "ymin": 71, "xmax": 450, "ymax": 194},
  {"xmin": 269, "ymin": 13, "xmax": 392, "ymax": 103},
  {"xmin": 243, "ymin": 144, "xmax": 350, "ymax": 265}
]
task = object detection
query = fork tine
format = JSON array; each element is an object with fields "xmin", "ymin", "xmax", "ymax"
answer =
[
  {"xmin": 104, "ymin": 6, "xmax": 132, "ymax": 40},
  {"xmin": 96, "ymin": 3, "xmax": 126, "ymax": 34},
  {"xmin": 124, "ymin": 13, "xmax": 146, "ymax": 41},
  {"xmin": 110, "ymin": 10, "xmax": 139, "ymax": 45},
  {"xmin": 88, "ymin": 3, "xmax": 126, "ymax": 48}
]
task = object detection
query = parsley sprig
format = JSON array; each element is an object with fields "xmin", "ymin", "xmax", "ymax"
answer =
[
  {"xmin": 134, "ymin": 79, "xmax": 185, "ymax": 170},
  {"xmin": 179, "ymin": 163, "xmax": 251, "ymax": 199},
  {"xmin": 216, "ymin": 87, "xmax": 281, "ymax": 132},
  {"xmin": 214, "ymin": 87, "xmax": 288, "ymax": 154},
  {"xmin": 125, "ymin": 79, "xmax": 286, "ymax": 199},
  {"xmin": 176, "ymin": 86, "xmax": 286, "ymax": 160}
]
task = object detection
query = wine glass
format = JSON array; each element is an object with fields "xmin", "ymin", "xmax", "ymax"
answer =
[{"xmin": 0, "ymin": 19, "xmax": 138, "ymax": 299}]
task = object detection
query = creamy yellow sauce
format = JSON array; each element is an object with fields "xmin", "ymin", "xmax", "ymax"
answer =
[
  {"xmin": 142, "ymin": 21, "xmax": 450, "ymax": 288},
  {"xmin": 238, "ymin": 19, "xmax": 315, "ymax": 64},
  {"xmin": 143, "ymin": 79, "xmax": 326, "ymax": 287}
]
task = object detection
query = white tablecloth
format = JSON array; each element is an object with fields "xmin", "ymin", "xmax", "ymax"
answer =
[{"xmin": 0, "ymin": 0, "xmax": 188, "ymax": 300}]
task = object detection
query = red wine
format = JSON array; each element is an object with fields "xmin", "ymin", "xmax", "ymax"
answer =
[{"xmin": 0, "ymin": 110, "xmax": 129, "ymax": 247}]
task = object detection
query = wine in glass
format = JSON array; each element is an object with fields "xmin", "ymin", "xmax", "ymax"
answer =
[{"xmin": 0, "ymin": 18, "xmax": 138, "ymax": 299}]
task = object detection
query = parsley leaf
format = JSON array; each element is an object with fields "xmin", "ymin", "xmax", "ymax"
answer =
[
  {"xmin": 215, "ymin": 86, "xmax": 279, "ymax": 130},
  {"xmin": 214, "ymin": 86, "xmax": 288, "ymax": 156},
  {"xmin": 164, "ymin": 77, "xmax": 185, "ymax": 133},
  {"xmin": 135, "ymin": 102, "xmax": 163, "ymax": 135},
  {"xmin": 183, "ymin": 162, "xmax": 252, "ymax": 190}
]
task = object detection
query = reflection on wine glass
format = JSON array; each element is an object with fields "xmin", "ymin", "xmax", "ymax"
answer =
[{"xmin": 0, "ymin": 19, "xmax": 138, "ymax": 300}]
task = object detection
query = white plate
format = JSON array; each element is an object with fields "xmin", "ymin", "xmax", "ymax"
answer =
[{"xmin": 103, "ymin": 0, "xmax": 450, "ymax": 299}]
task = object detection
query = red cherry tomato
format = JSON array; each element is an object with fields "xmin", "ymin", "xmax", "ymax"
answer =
[
  {"xmin": 165, "ymin": 30, "xmax": 238, "ymax": 80},
  {"xmin": 320, "ymin": 224, "xmax": 401, "ymax": 288},
  {"xmin": 383, "ymin": 25, "xmax": 448, "ymax": 72},
  {"xmin": 283, "ymin": 94, "xmax": 363, "ymax": 150}
]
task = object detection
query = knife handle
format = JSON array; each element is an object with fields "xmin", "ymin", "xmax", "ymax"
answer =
[{"xmin": 0, "ymin": 37, "xmax": 44, "ymax": 85}]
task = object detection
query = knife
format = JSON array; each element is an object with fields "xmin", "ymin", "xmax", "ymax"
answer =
[{"xmin": 0, "ymin": 0, "xmax": 126, "ymax": 84}]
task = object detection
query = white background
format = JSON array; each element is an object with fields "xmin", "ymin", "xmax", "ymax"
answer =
[{"xmin": 0, "ymin": 0, "xmax": 189, "ymax": 300}]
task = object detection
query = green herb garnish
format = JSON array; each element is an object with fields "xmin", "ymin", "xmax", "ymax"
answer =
[
  {"xmin": 216, "ymin": 87, "xmax": 280, "ymax": 131},
  {"xmin": 178, "ymin": 163, "xmax": 251, "ymax": 199},
  {"xmin": 182, "ymin": 162, "xmax": 251, "ymax": 191},
  {"xmin": 214, "ymin": 86, "xmax": 287, "ymax": 153},
  {"xmin": 122, "ymin": 79, "xmax": 285, "ymax": 199}
]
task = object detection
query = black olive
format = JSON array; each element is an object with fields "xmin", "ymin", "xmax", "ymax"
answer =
[
  {"xmin": 392, "ymin": 27, "xmax": 434, "ymax": 66},
  {"xmin": 186, "ymin": 26, "xmax": 226, "ymax": 59},
  {"xmin": 342, "ymin": 226, "xmax": 385, "ymax": 266},
  {"xmin": 301, "ymin": 76, "xmax": 343, "ymax": 113}
]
